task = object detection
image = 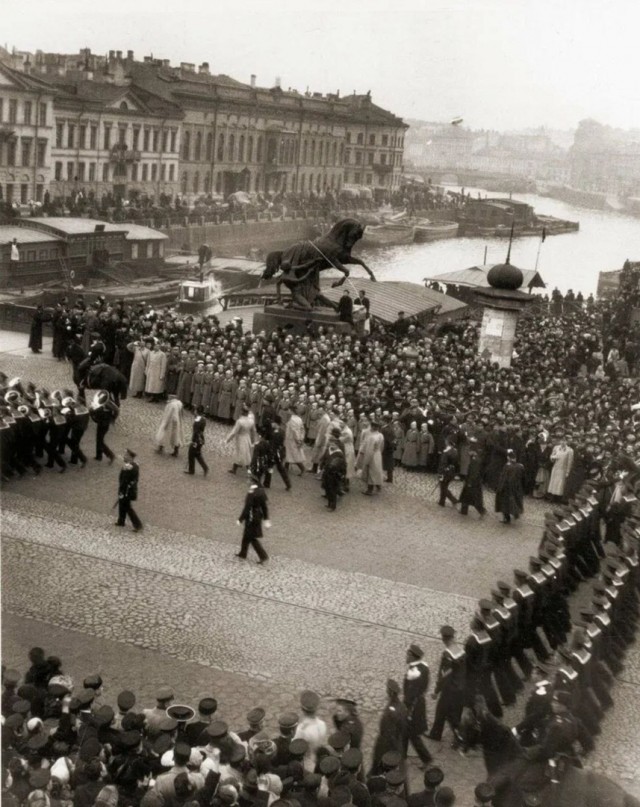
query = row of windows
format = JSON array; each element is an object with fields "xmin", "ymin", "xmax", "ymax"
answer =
[
  {"xmin": 54, "ymin": 121, "xmax": 179, "ymax": 154},
  {"xmin": 0, "ymin": 137, "xmax": 47, "ymax": 168},
  {"xmin": 0, "ymin": 182, "xmax": 45, "ymax": 204},
  {"xmin": 180, "ymin": 168, "xmax": 343, "ymax": 195},
  {"xmin": 0, "ymin": 98, "xmax": 48, "ymax": 127},
  {"xmin": 346, "ymin": 131, "xmax": 404, "ymax": 148},
  {"xmin": 53, "ymin": 160, "xmax": 178, "ymax": 184},
  {"xmin": 344, "ymin": 149, "xmax": 402, "ymax": 167}
]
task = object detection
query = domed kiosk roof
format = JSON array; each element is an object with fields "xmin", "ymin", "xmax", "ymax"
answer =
[{"xmin": 487, "ymin": 262, "xmax": 524, "ymax": 291}]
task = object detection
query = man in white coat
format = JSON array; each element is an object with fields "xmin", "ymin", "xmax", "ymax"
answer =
[
  {"xmin": 293, "ymin": 690, "xmax": 327, "ymax": 773},
  {"xmin": 145, "ymin": 343, "xmax": 168, "ymax": 402},
  {"xmin": 548, "ymin": 436, "xmax": 574, "ymax": 501},
  {"xmin": 356, "ymin": 420, "xmax": 384, "ymax": 495},
  {"xmin": 285, "ymin": 404, "xmax": 307, "ymax": 475},
  {"xmin": 154, "ymin": 394, "xmax": 185, "ymax": 457}
]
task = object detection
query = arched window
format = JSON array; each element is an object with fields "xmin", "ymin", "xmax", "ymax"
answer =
[
  {"xmin": 318, "ymin": 142, "xmax": 324, "ymax": 165},
  {"xmin": 279, "ymin": 139, "xmax": 285, "ymax": 164},
  {"xmin": 238, "ymin": 135, "xmax": 245, "ymax": 163},
  {"xmin": 247, "ymin": 136, "xmax": 253, "ymax": 162},
  {"xmin": 302, "ymin": 140, "xmax": 308, "ymax": 164},
  {"xmin": 182, "ymin": 131, "xmax": 191, "ymax": 161},
  {"xmin": 316, "ymin": 174, "xmax": 321, "ymax": 192},
  {"xmin": 332, "ymin": 142, "xmax": 337, "ymax": 165},
  {"xmin": 206, "ymin": 133, "xmax": 213, "ymax": 161},
  {"xmin": 254, "ymin": 173, "xmax": 261, "ymax": 191},
  {"xmin": 181, "ymin": 172, "xmax": 188, "ymax": 194},
  {"xmin": 217, "ymin": 134, "xmax": 225, "ymax": 161},
  {"xmin": 193, "ymin": 171, "xmax": 200, "ymax": 193},
  {"xmin": 228, "ymin": 134, "xmax": 235, "ymax": 162},
  {"xmin": 194, "ymin": 132, "xmax": 202, "ymax": 162},
  {"xmin": 311, "ymin": 140, "xmax": 316, "ymax": 164},
  {"xmin": 216, "ymin": 172, "xmax": 222, "ymax": 193},
  {"xmin": 204, "ymin": 172, "xmax": 211, "ymax": 192},
  {"xmin": 340, "ymin": 143, "xmax": 344, "ymax": 164}
]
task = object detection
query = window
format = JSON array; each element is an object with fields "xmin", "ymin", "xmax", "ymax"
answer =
[
  {"xmin": 380, "ymin": 153, "xmax": 387, "ymax": 165},
  {"xmin": 311, "ymin": 140, "xmax": 316, "ymax": 164},
  {"xmin": 366, "ymin": 173, "xmax": 373, "ymax": 185},
  {"xmin": 256, "ymin": 136, "xmax": 263, "ymax": 163},
  {"xmin": 118, "ymin": 126, "xmax": 127, "ymax": 145},
  {"xmin": 103, "ymin": 124, "xmax": 111, "ymax": 150},
  {"xmin": 356, "ymin": 133, "xmax": 363, "ymax": 145},
  {"xmin": 181, "ymin": 172, "xmax": 188, "ymax": 194},
  {"xmin": 113, "ymin": 160, "xmax": 126, "ymax": 178},
  {"xmin": 143, "ymin": 128, "xmax": 150, "ymax": 151},
  {"xmin": 368, "ymin": 152, "xmax": 374, "ymax": 165},
  {"xmin": 151, "ymin": 163, "xmax": 157, "ymax": 181},
  {"xmin": 216, "ymin": 172, "xmax": 222, "ymax": 193},
  {"xmin": 206, "ymin": 133, "xmax": 213, "ymax": 161},
  {"xmin": 332, "ymin": 142, "xmax": 337, "ymax": 165},
  {"xmin": 217, "ymin": 133, "xmax": 225, "ymax": 161},
  {"xmin": 67, "ymin": 161, "xmax": 74, "ymax": 180},
  {"xmin": 382, "ymin": 134, "xmax": 388, "ymax": 146},
  {"xmin": 37, "ymin": 140, "xmax": 46, "ymax": 167},
  {"xmin": 6, "ymin": 138, "xmax": 16, "ymax": 166},
  {"xmin": 238, "ymin": 135, "xmax": 244, "ymax": 162},
  {"xmin": 355, "ymin": 151, "xmax": 362, "ymax": 165},
  {"xmin": 132, "ymin": 128, "xmax": 140, "ymax": 151},
  {"xmin": 0, "ymin": 99, "xmax": 4, "ymax": 121},
  {"xmin": 345, "ymin": 148, "xmax": 351, "ymax": 165},
  {"xmin": 170, "ymin": 130, "xmax": 177, "ymax": 152},
  {"xmin": 142, "ymin": 163, "xmax": 148, "ymax": 181},
  {"xmin": 160, "ymin": 164, "xmax": 166, "ymax": 181},
  {"xmin": 102, "ymin": 163, "xmax": 109, "ymax": 182},
  {"xmin": 77, "ymin": 162, "xmax": 85, "ymax": 181},
  {"xmin": 21, "ymin": 138, "xmax": 32, "ymax": 167},
  {"xmin": 183, "ymin": 131, "xmax": 191, "ymax": 160},
  {"xmin": 169, "ymin": 164, "xmax": 175, "ymax": 181},
  {"xmin": 228, "ymin": 134, "xmax": 235, "ymax": 162},
  {"xmin": 354, "ymin": 172, "xmax": 361, "ymax": 184},
  {"xmin": 131, "ymin": 243, "xmax": 138, "ymax": 259},
  {"xmin": 68, "ymin": 124, "xmax": 75, "ymax": 149},
  {"xmin": 131, "ymin": 163, "xmax": 138, "ymax": 181},
  {"xmin": 147, "ymin": 243, "xmax": 153, "ymax": 259},
  {"xmin": 89, "ymin": 162, "xmax": 96, "ymax": 181},
  {"xmin": 193, "ymin": 171, "xmax": 199, "ymax": 193},
  {"xmin": 369, "ymin": 133, "xmax": 375, "ymax": 146},
  {"xmin": 56, "ymin": 122, "xmax": 64, "ymax": 148},
  {"xmin": 79, "ymin": 125, "xmax": 86, "ymax": 149},
  {"xmin": 39, "ymin": 103, "xmax": 47, "ymax": 127},
  {"xmin": 5, "ymin": 183, "xmax": 14, "ymax": 202},
  {"xmin": 9, "ymin": 99, "xmax": 17, "ymax": 123},
  {"xmin": 35, "ymin": 181, "xmax": 43, "ymax": 201},
  {"xmin": 162, "ymin": 130, "xmax": 169, "ymax": 153},
  {"xmin": 318, "ymin": 142, "xmax": 324, "ymax": 164},
  {"xmin": 247, "ymin": 136, "xmax": 253, "ymax": 162},
  {"xmin": 24, "ymin": 102, "xmax": 32, "ymax": 125},
  {"xmin": 90, "ymin": 126, "xmax": 97, "ymax": 149},
  {"xmin": 204, "ymin": 172, "xmax": 210, "ymax": 192},
  {"xmin": 346, "ymin": 132, "xmax": 352, "ymax": 144},
  {"xmin": 194, "ymin": 132, "xmax": 202, "ymax": 161},
  {"xmin": 152, "ymin": 129, "xmax": 159, "ymax": 152},
  {"xmin": 55, "ymin": 161, "xmax": 63, "ymax": 180}
]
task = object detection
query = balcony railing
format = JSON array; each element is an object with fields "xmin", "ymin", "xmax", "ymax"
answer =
[{"xmin": 109, "ymin": 146, "xmax": 141, "ymax": 163}]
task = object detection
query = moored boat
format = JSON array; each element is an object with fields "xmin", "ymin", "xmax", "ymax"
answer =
[
  {"xmin": 413, "ymin": 220, "xmax": 459, "ymax": 242},
  {"xmin": 361, "ymin": 223, "xmax": 415, "ymax": 247}
]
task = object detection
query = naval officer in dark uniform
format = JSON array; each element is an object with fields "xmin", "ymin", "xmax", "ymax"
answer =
[{"xmin": 115, "ymin": 448, "xmax": 143, "ymax": 532}]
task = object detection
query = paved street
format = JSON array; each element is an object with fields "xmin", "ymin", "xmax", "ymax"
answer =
[{"xmin": 1, "ymin": 335, "xmax": 639, "ymax": 798}]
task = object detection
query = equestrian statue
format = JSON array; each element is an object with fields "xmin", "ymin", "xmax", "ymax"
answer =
[{"xmin": 262, "ymin": 218, "xmax": 375, "ymax": 311}]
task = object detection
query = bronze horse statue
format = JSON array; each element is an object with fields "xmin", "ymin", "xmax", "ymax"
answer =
[{"xmin": 262, "ymin": 218, "xmax": 375, "ymax": 311}]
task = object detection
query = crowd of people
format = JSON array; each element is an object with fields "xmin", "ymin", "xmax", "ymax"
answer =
[{"xmin": 2, "ymin": 494, "xmax": 639, "ymax": 806}]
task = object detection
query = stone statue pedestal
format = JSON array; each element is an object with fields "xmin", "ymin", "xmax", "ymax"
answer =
[{"xmin": 252, "ymin": 304, "xmax": 352, "ymax": 336}]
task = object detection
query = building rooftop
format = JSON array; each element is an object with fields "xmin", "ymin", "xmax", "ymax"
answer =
[
  {"xmin": 430, "ymin": 263, "xmax": 545, "ymax": 290},
  {"xmin": 22, "ymin": 218, "xmax": 166, "ymax": 240},
  {"xmin": 0, "ymin": 226, "xmax": 63, "ymax": 245}
]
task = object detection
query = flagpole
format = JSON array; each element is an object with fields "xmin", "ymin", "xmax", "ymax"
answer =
[{"xmin": 535, "ymin": 227, "xmax": 546, "ymax": 272}]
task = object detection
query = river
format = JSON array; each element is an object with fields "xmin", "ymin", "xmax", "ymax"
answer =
[{"xmin": 356, "ymin": 187, "xmax": 640, "ymax": 295}]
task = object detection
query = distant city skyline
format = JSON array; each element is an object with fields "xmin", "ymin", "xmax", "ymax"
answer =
[{"xmin": 6, "ymin": 0, "xmax": 639, "ymax": 132}]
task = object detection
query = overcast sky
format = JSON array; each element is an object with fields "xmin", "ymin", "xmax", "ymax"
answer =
[{"xmin": 6, "ymin": 0, "xmax": 639, "ymax": 132}]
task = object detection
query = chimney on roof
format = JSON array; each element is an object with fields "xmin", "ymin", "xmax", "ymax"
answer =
[
  {"xmin": 162, "ymin": 59, "xmax": 170, "ymax": 67},
  {"xmin": 180, "ymin": 62, "xmax": 195, "ymax": 72},
  {"xmin": 275, "ymin": 76, "xmax": 281, "ymax": 88},
  {"xmin": 116, "ymin": 50, "xmax": 122, "ymax": 59},
  {"xmin": 250, "ymin": 74, "xmax": 256, "ymax": 88},
  {"xmin": 199, "ymin": 62, "xmax": 210, "ymax": 74},
  {"xmin": 109, "ymin": 50, "xmax": 115, "ymax": 60},
  {"xmin": 127, "ymin": 50, "xmax": 134, "ymax": 60},
  {"xmin": 336, "ymin": 89, "xmax": 340, "ymax": 98},
  {"xmin": 144, "ymin": 56, "xmax": 153, "ymax": 63}
]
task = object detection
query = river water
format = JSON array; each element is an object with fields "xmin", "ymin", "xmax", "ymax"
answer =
[{"xmin": 356, "ymin": 187, "xmax": 640, "ymax": 295}]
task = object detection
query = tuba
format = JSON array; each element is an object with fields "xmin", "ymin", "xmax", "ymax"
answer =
[{"xmin": 4, "ymin": 389, "xmax": 22, "ymax": 406}]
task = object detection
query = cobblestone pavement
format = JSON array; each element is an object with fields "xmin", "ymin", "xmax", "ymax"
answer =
[{"xmin": 2, "ymin": 336, "xmax": 639, "ymax": 799}]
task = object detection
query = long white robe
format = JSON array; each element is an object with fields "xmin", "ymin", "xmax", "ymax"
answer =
[
  {"xmin": 284, "ymin": 414, "xmax": 306, "ymax": 464},
  {"xmin": 356, "ymin": 430, "xmax": 384, "ymax": 486},
  {"xmin": 154, "ymin": 398, "xmax": 185, "ymax": 449},
  {"xmin": 548, "ymin": 444, "xmax": 574, "ymax": 496},
  {"xmin": 226, "ymin": 414, "xmax": 256, "ymax": 466},
  {"xmin": 145, "ymin": 350, "xmax": 167, "ymax": 394}
]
